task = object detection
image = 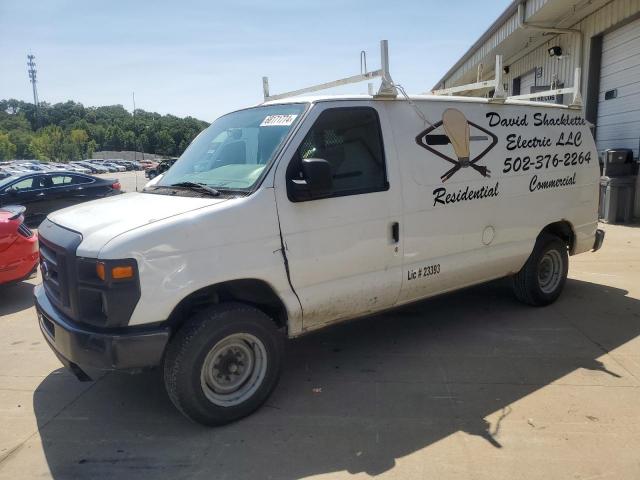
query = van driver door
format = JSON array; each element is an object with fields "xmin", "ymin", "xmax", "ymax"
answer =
[{"xmin": 273, "ymin": 101, "xmax": 403, "ymax": 332}]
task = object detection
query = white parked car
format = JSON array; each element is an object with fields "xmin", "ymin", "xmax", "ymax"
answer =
[
  {"xmin": 65, "ymin": 163, "xmax": 92, "ymax": 174},
  {"xmin": 103, "ymin": 162, "xmax": 126, "ymax": 172},
  {"xmin": 35, "ymin": 94, "xmax": 603, "ymax": 425},
  {"xmin": 3, "ymin": 165, "xmax": 36, "ymax": 175}
]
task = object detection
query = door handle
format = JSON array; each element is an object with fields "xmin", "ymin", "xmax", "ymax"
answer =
[{"xmin": 391, "ymin": 222, "xmax": 400, "ymax": 243}]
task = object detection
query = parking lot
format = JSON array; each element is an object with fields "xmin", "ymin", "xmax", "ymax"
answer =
[
  {"xmin": 100, "ymin": 170, "xmax": 149, "ymax": 193},
  {"xmin": 1, "ymin": 196, "xmax": 639, "ymax": 479}
]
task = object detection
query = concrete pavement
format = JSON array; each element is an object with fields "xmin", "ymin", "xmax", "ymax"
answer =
[{"xmin": 0, "ymin": 223, "xmax": 639, "ymax": 479}]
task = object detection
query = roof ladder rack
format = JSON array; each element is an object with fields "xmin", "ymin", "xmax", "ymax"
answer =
[
  {"xmin": 432, "ymin": 55, "xmax": 583, "ymax": 109},
  {"xmin": 431, "ymin": 55, "xmax": 506, "ymax": 102},
  {"xmin": 509, "ymin": 67, "xmax": 583, "ymax": 109},
  {"xmin": 262, "ymin": 40, "xmax": 397, "ymax": 102}
]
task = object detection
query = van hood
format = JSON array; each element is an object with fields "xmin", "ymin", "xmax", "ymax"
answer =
[{"xmin": 48, "ymin": 192, "xmax": 227, "ymax": 256}]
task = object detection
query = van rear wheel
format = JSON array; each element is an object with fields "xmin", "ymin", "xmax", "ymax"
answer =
[
  {"xmin": 512, "ymin": 234, "xmax": 568, "ymax": 306},
  {"xmin": 163, "ymin": 302, "xmax": 284, "ymax": 426}
]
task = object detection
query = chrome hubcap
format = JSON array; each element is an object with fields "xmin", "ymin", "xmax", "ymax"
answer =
[
  {"xmin": 200, "ymin": 333, "xmax": 267, "ymax": 407},
  {"xmin": 538, "ymin": 249, "xmax": 563, "ymax": 294}
]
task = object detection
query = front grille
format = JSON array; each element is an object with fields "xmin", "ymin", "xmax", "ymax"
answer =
[
  {"xmin": 38, "ymin": 219, "xmax": 83, "ymax": 321},
  {"xmin": 17, "ymin": 223, "xmax": 33, "ymax": 238},
  {"xmin": 40, "ymin": 238, "xmax": 69, "ymax": 308}
]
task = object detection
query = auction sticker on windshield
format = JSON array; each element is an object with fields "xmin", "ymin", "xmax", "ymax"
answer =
[{"xmin": 260, "ymin": 114, "xmax": 298, "ymax": 127}]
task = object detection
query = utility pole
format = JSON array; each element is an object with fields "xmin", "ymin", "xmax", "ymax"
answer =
[
  {"xmin": 132, "ymin": 92, "xmax": 145, "ymax": 162},
  {"xmin": 132, "ymin": 92, "xmax": 137, "ymax": 163},
  {"xmin": 27, "ymin": 54, "xmax": 39, "ymax": 126},
  {"xmin": 27, "ymin": 54, "xmax": 39, "ymax": 106}
]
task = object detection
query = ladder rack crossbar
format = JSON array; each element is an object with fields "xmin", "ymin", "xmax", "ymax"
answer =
[
  {"xmin": 509, "ymin": 87, "xmax": 576, "ymax": 101},
  {"xmin": 263, "ymin": 69, "xmax": 382, "ymax": 102},
  {"xmin": 262, "ymin": 40, "xmax": 396, "ymax": 102},
  {"xmin": 431, "ymin": 57, "xmax": 583, "ymax": 109},
  {"xmin": 430, "ymin": 79, "xmax": 497, "ymax": 96}
]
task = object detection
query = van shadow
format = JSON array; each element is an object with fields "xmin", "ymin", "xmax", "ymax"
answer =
[{"xmin": 33, "ymin": 278, "xmax": 640, "ymax": 479}]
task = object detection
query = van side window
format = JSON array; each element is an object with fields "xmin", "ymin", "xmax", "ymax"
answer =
[{"xmin": 290, "ymin": 107, "xmax": 388, "ymax": 198}]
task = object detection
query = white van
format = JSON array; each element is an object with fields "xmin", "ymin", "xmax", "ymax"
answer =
[{"xmin": 35, "ymin": 93, "xmax": 604, "ymax": 425}]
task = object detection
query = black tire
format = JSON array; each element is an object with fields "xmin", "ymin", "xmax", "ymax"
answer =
[
  {"xmin": 163, "ymin": 302, "xmax": 284, "ymax": 426},
  {"xmin": 511, "ymin": 234, "xmax": 569, "ymax": 306}
]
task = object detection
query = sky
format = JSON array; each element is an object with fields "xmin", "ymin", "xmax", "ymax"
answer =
[{"xmin": 0, "ymin": 0, "xmax": 511, "ymax": 123}]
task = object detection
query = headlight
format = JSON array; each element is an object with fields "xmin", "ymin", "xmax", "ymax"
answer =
[{"xmin": 76, "ymin": 258, "xmax": 141, "ymax": 328}]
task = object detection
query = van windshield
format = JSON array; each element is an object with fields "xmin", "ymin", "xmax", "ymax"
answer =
[{"xmin": 157, "ymin": 104, "xmax": 306, "ymax": 192}]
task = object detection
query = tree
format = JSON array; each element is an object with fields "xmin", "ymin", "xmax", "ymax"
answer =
[
  {"xmin": 0, "ymin": 98, "xmax": 209, "ymax": 161},
  {"xmin": 69, "ymin": 128, "xmax": 89, "ymax": 159},
  {"xmin": 30, "ymin": 125, "xmax": 65, "ymax": 161},
  {"xmin": 138, "ymin": 132, "xmax": 150, "ymax": 152},
  {"xmin": 156, "ymin": 130, "xmax": 176, "ymax": 156},
  {"xmin": 8, "ymin": 130, "xmax": 35, "ymax": 158},
  {"xmin": 0, "ymin": 133, "xmax": 17, "ymax": 160},
  {"xmin": 103, "ymin": 125, "xmax": 125, "ymax": 151},
  {"xmin": 122, "ymin": 130, "xmax": 136, "ymax": 151},
  {"xmin": 86, "ymin": 140, "xmax": 97, "ymax": 159}
]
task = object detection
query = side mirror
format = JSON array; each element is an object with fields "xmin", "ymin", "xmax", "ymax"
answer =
[{"xmin": 289, "ymin": 158, "xmax": 333, "ymax": 201}]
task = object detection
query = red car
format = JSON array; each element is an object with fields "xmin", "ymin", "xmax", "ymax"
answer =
[{"xmin": 0, "ymin": 205, "xmax": 39, "ymax": 285}]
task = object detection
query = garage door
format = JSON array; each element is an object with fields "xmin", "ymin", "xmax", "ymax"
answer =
[
  {"xmin": 518, "ymin": 69, "xmax": 537, "ymax": 95},
  {"xmin": 597, "ymin": 17, "xmax": 640, "ymax": 158}
]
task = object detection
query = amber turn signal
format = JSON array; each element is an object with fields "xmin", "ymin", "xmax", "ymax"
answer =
[
  {"xmin": 96, "ymin": 262, "xmax": 134, "ymax": 281},
  {"xmin": 112, "ymin": 265, "xmax": 134, "ymax": 280},
  {"xmin": 96, "ymin": 262, "xmax": 106, "ymax": 281}
]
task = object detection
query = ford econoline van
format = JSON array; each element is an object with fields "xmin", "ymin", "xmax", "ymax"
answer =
[{"xmin": 35, "ymin": 94, "xmax": 604, "ymax": 425}]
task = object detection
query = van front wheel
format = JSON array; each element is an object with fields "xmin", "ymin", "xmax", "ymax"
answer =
[
  {"xmin": 163, "ymin": 303, "xmax": 284, "ymax": 426},
  {"xmin": 512, "ymin": 234, "xmax": 568, "ymax": 306}
]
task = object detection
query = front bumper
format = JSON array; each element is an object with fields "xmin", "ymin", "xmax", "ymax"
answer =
[{"xmin": 34, "ymin": 284, "xmax": 170, "ymax": 380}]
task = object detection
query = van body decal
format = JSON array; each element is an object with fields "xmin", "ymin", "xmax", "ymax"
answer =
[
  {"xmin": 529, "ymin": 172, "xmax": 576, "ymax": 192},
  {"xmin": 415, "ymin": 108, "xmax": 498, "ymax": 183},
  {"xmin": 432, "ymin": 182, "xmax": 500, "ymax": 207}
]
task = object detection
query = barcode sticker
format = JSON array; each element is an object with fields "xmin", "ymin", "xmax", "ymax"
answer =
[{"xmin": 260, "ymin": 114, "xmax": 298, "ymax": 127}]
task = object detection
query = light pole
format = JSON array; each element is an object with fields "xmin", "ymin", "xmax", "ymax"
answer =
[{"xmin": 27, "ymin": 54, "xmax": 39, "ymax": 126}]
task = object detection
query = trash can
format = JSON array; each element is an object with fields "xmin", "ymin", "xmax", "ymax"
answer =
[
  {"xmin": 602, "ymin": 148, "xmax": 634, "ymax": 176},
  {"xmin": 598, "ymin": 149, "xmax": 637, "ymax": 224},
  {"xmin": 599, "ymin": 176, "xmax": 636, "ymax": 223}
]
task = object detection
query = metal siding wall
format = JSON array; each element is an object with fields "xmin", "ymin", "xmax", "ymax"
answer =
[
  {"xmin": 503, "ymin": 33, "xmax": 579, "ymax": 103},
  {"xmin": 579, "ymin": 0, "xmax": 640, "ymax": 98},
  {"xmin": 526, "ymin": 0, "xmax": 550, "ymax": 17},
  {"xmin": 444, "ymin": 0, "xmax": 640, "ymax": 97},
  {"xmin": 596, "ymin": 16, "xmax": 640, "ymax": 156},
  {"xmin": 449, "ymin": 12, "xmax": 522, "ymax": 84},
  {"xmin": 447, "ymin": 0, "xmax": 550, "ymax": 84}
]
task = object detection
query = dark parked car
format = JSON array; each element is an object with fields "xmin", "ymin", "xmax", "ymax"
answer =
[{"xmin": 0, "ymin": 172, "xmax": 121, "ymax": 227}]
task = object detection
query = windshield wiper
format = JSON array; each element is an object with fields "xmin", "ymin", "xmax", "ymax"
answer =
[{"xmin": 166, "ymin": 181, "xmax": 221, "ymax": 196}]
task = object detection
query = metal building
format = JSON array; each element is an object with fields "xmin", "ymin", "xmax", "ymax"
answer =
[{"xmin": 434, "ymin": 0, "xmax": 640, "ymax": 164}]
